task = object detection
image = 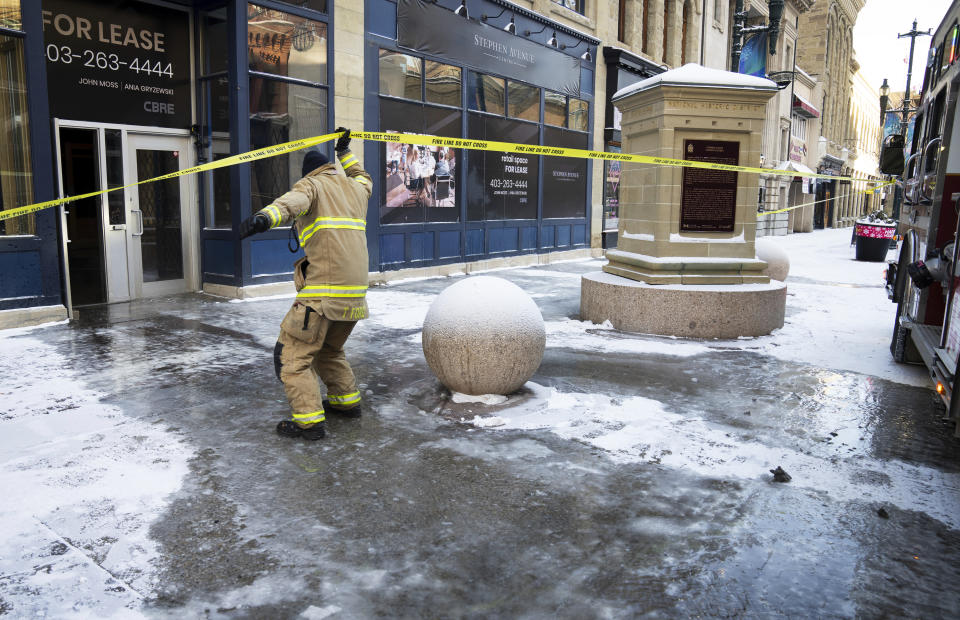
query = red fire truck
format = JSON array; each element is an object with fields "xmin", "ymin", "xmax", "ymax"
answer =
[{"xmin": 885, "ymin": 0, "xmax": 960, "ymax": 435}]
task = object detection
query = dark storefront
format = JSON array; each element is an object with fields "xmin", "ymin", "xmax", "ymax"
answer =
[
  {"xmin": 364, "ymin": 0, "xmax": 597, "ymax": 270},
  {"xmin": 600, "ymin": 46, "xmax": 663, "ymax": 249},
  {"xmin": 0, "ymin": 0, "xmax": 597, "ymax": 324},
  {"xmin": 0, "ymin": 0, "xmax": 334, "ymax": 318},
  {"xmin": 815, "ymin": 154, "xmax": 844, "ymax": 229}
]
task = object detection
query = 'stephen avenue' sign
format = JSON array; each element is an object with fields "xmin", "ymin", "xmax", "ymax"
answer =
[{"xmin": 397, "ymin": 0, "xmax": 582, "ymax": 97}]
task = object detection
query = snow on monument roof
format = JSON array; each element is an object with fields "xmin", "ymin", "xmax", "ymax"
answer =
[{"xmin": 612, "ymin": 63, "xmax": 778, "ymax": 100}]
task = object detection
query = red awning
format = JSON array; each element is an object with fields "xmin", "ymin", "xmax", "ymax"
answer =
[{"xmin": 792, "ymin": 94, "xmax": 820, "ymax": 118}]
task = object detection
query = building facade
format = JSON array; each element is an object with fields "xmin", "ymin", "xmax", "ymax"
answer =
[
  {"xmin": 796, "ymin": 0, "xmax": 866, "ymax": 228},
  {"xmin": 839, "ymin": 65, "xmax": 882, "ymax": 223},
  {"xmin": 1, "ymin": 0, "xmax": 730, "ymax": 327},
  {"xmin": 3, "ymin": 0, "xmax": 878, "ymax": 327}
]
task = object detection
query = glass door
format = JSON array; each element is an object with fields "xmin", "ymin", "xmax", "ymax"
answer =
[{"xmin": 126, "ymin": 133, "xmax": 195, "ymax": 298}]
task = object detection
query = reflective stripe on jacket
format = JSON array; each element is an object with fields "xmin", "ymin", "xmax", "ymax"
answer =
[{"xmin": 256, "ymin": 149, "xmax": 372, "ymax": 321}]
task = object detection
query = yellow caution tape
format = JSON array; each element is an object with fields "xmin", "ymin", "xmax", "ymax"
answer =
[
  {"xmin": 0, "ymin": 131, "xmax": 341, "ymax": 223},
  {"xmin": 756, "ymin": 183, "xmax": 894, "ymax": 216},
  {"xmin": 0, "ymin": 129, "xmax": 888, "ymax": 222}
]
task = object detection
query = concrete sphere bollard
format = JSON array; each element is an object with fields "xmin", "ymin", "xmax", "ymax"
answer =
[
  {"xmin": 422, "ymin": 276, "xmax": 545, "ymax": 396},
  {"xmin": 755, "ymin": 238, "xmax": 790, "ymax": 282}
]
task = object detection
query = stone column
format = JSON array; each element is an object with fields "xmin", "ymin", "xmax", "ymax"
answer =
[
  {"xmin": 581, "ymin": 65, "xmax": 787, "ymax": 338},
  {"xmin": 334, "ymin": 0, "xmax": 365, "ymax": 164},
  {"xmin": 645, "ymin": 0, "xmax": 665, "ymax": 62},
  {"xmin": 603, "ymin": 64, "xmax": 777, "ymax": 284}
]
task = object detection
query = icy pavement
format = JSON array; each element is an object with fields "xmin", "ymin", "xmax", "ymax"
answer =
[{"xmin": 2, "ymin": 228, "xmax": 958, "ymax": 618}]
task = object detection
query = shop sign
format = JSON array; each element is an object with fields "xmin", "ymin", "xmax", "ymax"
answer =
[
  {"xmin": 679, "ymin": 140, "xmax": 739, "ymax": 233},
  {"xmin": 42, "ymin": 0, "xmax": 191, "ymax": 128},
  {"xmin": 789, "ymin": 138, "xmax": 806, "ymax": 163},
  {"xmin": 397, "ymin": 0, "xmax": 581, "ymax": 97}
]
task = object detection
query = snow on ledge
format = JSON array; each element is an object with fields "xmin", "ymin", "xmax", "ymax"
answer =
[
  {"xmin": 586, "ymin": 270, "xmax": 784, "ymax": 292},
  {"xmin": 670, "ymin": 232, "xmax": 746, "ymax": 244},
  {"xmin": 613, "ymin": 63, "xmax": 778, "ymax": 100},
  {"xmin": 622, "ymin": 231, "xmax": 655, "ymax": 242}
]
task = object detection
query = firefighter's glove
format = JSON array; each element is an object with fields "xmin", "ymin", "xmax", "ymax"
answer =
[
  {"xmin": 335, "ymin": 127, "xmax": 351, "ymax": 153},
  {"xmin": 240, "ymin": 213, "xmax": 270, "ymax": 239}
]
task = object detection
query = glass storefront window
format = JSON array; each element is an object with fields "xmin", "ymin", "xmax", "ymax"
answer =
[
  {"xmin": 507, "ymin": 81, "xmax": 538, "ymax": 122},
  {"xmin": 0, "ymin": 33, "xmax": 34, "ymax": 236},
  {"xmin": 200, "ymin": 76, "xmax": 231, "ymax": 228},
  {"xmin": 209, "ymin": 155, "xmax": 232, "ymax": 229},
  {"xmin": 202, "ymin": 76, "xmax": 231, "ymax": 134},
  {"xmin": 248, "ymin": 4, "xmax": 328, "ymax": 84},
  {"xmin": 568, "ymin": 98, "xmax": 589, "ymax": 132},
  {"xmin": 270, "ymin": 0, "xmax": 327, "ymax": 12},
  {"xmin": 542, "ymin": 127, "xmax": 587, "ymax": 219},
  {"xmin": 603, "ymin": 145, "xmax": 621, "ymax": 231},
  {"xmin": 104, "ymin": 129, "xmax": 124, "ymax": 226},
  {"xmin": 467, "ymin": 114, "xmax": 539, "ymax": 221},
  {"xmin": 467, "ymin": 72, "xmax": 504, "ymax": 115},
  {"xmin": 544, "ymin": 91, "xmax": 566, "ymax": 127},
  {"xmin": 380, "ymin": 99, "xmax": 461, "ymax": 225},
  {"xmin": 0, "ymin": 0, "xmax": 21, "ymax": 31},
  {"xmin": 425, "ymin": 60, "xmax": 461, "ymax": 107},
  {"xmin": 249, "ymin": 76, "xmax": 328, "ymax": 212},
  {"xmin": 379, "ymin": 49, "xmax": 422, "ymax": 100},
  {"xmin": 201, "ymin": 7, "xmax": 228, "ymax": 75}
]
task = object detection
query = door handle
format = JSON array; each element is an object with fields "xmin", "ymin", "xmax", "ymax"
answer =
[{"xmin": 131, "ymin": 210, "xmax": 144, "ymax": 236}]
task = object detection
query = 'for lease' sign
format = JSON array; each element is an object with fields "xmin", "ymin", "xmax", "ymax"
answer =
[{"xmin": 42, "ymin": 0, "xmax": 191, "ymax": 128}]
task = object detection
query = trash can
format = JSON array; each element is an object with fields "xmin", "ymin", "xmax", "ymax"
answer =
[{"xmin": 854, "ymin": 220, "xmax": 896, "ymax": 261}]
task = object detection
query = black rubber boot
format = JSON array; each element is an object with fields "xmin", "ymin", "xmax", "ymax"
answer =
[
  {"xmin": 322, "ymin": 400, "xmax": 362, "ymax": 418},
  {"xmin": 276, "ymin": 420, "xmax": 326, "ymax": 440}
]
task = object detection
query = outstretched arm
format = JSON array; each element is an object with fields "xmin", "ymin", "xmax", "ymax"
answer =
[
  {"xmin": 239, "ymin": 184, "xmax": 316, "ymax": 239},
  {"xmin": 335, "ymin": 127, "xmax": 373, "ymax": 199}
]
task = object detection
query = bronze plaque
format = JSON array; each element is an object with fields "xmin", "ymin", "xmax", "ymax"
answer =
[{"xmin": 679, "ymin": 140, "xmax": 740, "ymax": 232}]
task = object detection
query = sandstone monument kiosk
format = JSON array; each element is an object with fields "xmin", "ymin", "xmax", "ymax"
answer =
[{"xmin": 581, "ymin": 64, "xmax": 787, "ymax": 338}]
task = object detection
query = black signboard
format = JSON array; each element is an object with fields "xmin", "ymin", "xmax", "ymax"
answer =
[
  {"xmin": 398, "ymin": 0, "xmax": 581, "ymax": 97},
  {"xmin": 42, "ymin": 0, "xmax": 191, "ymax": 128},
  {"xmin": 679, "ymin": 140, "xmax": 740, "ymax": 233},
  {"xmin": 542, "ymin": 127, "xmax": 587, "ymax": 218},
  {"xmin": 467, "ymin": 115, "xmax": 538, "ymax": 221}
]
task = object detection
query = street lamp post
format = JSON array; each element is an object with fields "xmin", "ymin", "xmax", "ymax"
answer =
[
  {"xmin": 879, "ymin": 78, "xmax": 890, "ymax": 126},
  {"xmin": 884, "ymin": 20, "xmax": 931, "ymax": 223},
  {"xmin": 898, "ymin": 20, "xmax": 931, "ymax": 136},
  {"xmin": 730, "ymin": 0, "xmax": 785, "ymax": 72}
]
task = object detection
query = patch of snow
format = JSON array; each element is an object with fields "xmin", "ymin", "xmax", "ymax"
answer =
[
  {"xmin": 464, "ymin": 415, "xmax": 508, "ymax": 428},
  {"xmin": 490, "ymin": 382, "xmax": 960, "ymax": 529},
  {"xmin": 366, "ymin": 289, "xmax": 434, "ymax": 330},
  {"xmin": 0, "ymin": 336, "xmax": 192, "ymax": 618},
  {"xmin": 622, "ymin": 231, "xmax": 655, "ymax": 242},
  {"xmin": 613, "ymin": 63, "xmax": 777, "ymax": 100},
  {"xmin": 301, "ymin": 605, "xmax": 343, "ymax": 619},
  {"xmin": 546, "ymin": 319, "xmax": 711, "ymax": 357},
  {"xmin": 452, "ymin": 393, "xmax": 509, "ymax": 405},
  {"xmin": 670, "ymin": 231, "xmax": 746, "ymax": 243},
  {"xmin": 0, "ymin": 319, "xmax": 69, "ymax": 337},
  {"xmin": 586, "ymin": 270, "xmax": 784, "ymax": 292},
  {"xmin": 229, "ymin": 293, "xmax": 295, "ymax": 303}
]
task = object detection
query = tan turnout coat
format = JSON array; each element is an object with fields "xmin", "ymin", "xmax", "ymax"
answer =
[{"xmin": 257, "ymin": 149, "xmax": 373, "ymax": 321}]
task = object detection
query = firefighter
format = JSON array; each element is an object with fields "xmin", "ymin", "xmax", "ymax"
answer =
[{"xmin": 239, "ymin": 128, "xmax": 372, "ymax": 440}]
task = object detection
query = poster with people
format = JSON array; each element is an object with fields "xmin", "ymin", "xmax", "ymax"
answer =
[{"xmin": 384, "ymin": 134, "xmax": 456, "ymax": 209}]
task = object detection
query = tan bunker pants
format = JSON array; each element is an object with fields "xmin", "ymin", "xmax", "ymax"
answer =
[{"xmin": 274, "ymin": 302, "xmax": 360, "ymax": 427}]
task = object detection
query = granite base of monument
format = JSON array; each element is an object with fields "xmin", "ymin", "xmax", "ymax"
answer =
[{"xmin": 580, "ymin": 271, "xmax": 786, "ymax": 339}]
